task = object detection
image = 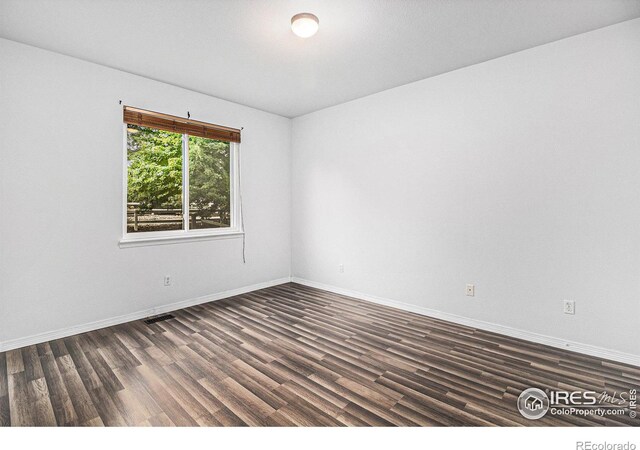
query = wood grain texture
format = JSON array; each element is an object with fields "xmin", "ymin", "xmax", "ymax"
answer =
[
  {"xmin": 1, "ymin": 283, "xmax": 638, "ymax": 427},
  {"xmin": 123, "ymin": 106, "xmax": 241, "ymax": 143}
]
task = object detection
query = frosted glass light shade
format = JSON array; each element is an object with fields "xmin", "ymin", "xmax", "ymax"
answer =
[{"xmin": 291, "ymin": 13, "xmax": 319, "ymax": 38}]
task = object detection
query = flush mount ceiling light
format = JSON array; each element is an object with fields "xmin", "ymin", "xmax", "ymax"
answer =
[{"xmin": 291, "ymin": 13, "xmax": 319, "ymax": 38}]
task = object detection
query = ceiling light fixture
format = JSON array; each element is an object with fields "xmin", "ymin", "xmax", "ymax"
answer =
[{"xmin": 291, "ymin": 13, "xmax": 319, "ymax": 38}]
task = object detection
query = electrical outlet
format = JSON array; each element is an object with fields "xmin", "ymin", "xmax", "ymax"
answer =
[
  {"xmin": 338, "ymin": 264, "xmax": 344, "ymax": 273},
  {"xmin": 164, "ymin": 275, "xmax": 172, "ymax": 286},
  {"xmin": 465, "ymin": 284, "xmax": 475, "ymax": 297},
  {"xmin": 563, "ymin": 300, "xmax": 575, "ymax": 315}
]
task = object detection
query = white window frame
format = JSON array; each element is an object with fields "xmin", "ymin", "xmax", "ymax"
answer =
[{"xmin": 119, "ymin": 124, "xmax": 243, "ymax": 248}]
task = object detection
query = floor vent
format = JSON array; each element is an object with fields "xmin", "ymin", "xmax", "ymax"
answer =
[{"xmin": 143, "ymin": 314, "xmax": 175, "ymax": 325}]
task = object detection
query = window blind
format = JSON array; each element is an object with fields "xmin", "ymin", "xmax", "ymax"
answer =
[{"xmin": 123, "ymin": 106, "xmax": 241, "ymax": 143}]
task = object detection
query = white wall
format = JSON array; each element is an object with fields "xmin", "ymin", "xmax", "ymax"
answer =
[
  {"xmin": 0, "ymin": 39, "xmax": 291, "ymax": 347},
  {"xmin": 292, "ymin": 19, "xmax": 640, "ymax": 356},
  {"xmin": 2, "ymin": 19, "xmax": 639, "ymax": 360}
]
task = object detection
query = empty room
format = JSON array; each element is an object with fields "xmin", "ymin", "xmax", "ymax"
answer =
[{"xmin": 0, "ymin": 0, "xmax": 639, "ymax": 447}]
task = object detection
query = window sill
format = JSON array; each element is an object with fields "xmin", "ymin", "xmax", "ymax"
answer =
[{"xmin": 119, "ymin": 230, "xmax": 244, "ymax": 248}]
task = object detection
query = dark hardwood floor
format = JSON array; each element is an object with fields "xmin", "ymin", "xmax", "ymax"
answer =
[{"xmin": 1, "ymin": 282, "xmax": 638, "ymax": 426}]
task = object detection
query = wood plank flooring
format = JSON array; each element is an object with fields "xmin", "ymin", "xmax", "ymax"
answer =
[{"xmin": 1, "ymin": 282, "xmax": 638, "ymax": 426}]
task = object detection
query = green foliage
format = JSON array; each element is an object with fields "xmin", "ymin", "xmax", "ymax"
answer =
[
  {"xmin": 127, "ymin": 126, "xmax": 183, "ymax": 210},
  {"xmin": 188, "ymin": 136, "xmax": 231, "ymax": 221},
  {"xmin": 127, "ymin": 125, "xmax": 231, "ymax": 224}
]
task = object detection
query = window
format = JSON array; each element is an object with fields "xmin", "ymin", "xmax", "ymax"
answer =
[{"xmin": 121, "ymin": 107, "xmax": 242, "ymax": 246}]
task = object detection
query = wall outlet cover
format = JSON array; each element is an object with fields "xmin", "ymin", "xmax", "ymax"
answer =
[
  {"xmin": 563, "ymin": 300, "xmax": 575, "ymax": 315},
  {"xmin": 466, "ymin": 284, "xmax": 475, "ymax": 296}
]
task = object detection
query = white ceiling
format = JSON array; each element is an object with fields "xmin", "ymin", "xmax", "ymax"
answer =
[{"xmin": 1, "ymin": 0, "xmax": 639, "ymax": 118}]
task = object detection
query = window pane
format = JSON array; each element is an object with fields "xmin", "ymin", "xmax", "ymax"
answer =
[
  {"xmin": 188, "ymin": 136, "xmax": 231, "ymax": 229},
  {"xmin": 127, "ymin": 125, "xmax": 183, "ymax": 233}
]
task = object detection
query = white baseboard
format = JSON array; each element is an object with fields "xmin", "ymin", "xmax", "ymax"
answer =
[
  {"xmin": 291, "ymin": 277, "xmax": 640, "ymax": 367},
  {"xmin": 0, "ymin": 277, "xmax": 291, "ymax": 353},
  {"xmin": 4, "ymin": 275, "xmax": 638, "ymax": 367}
]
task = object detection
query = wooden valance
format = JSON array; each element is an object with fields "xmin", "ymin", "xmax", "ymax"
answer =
[{"xmin": 123, "ymin": 106, "xmax": 241, "ymax": 143}]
